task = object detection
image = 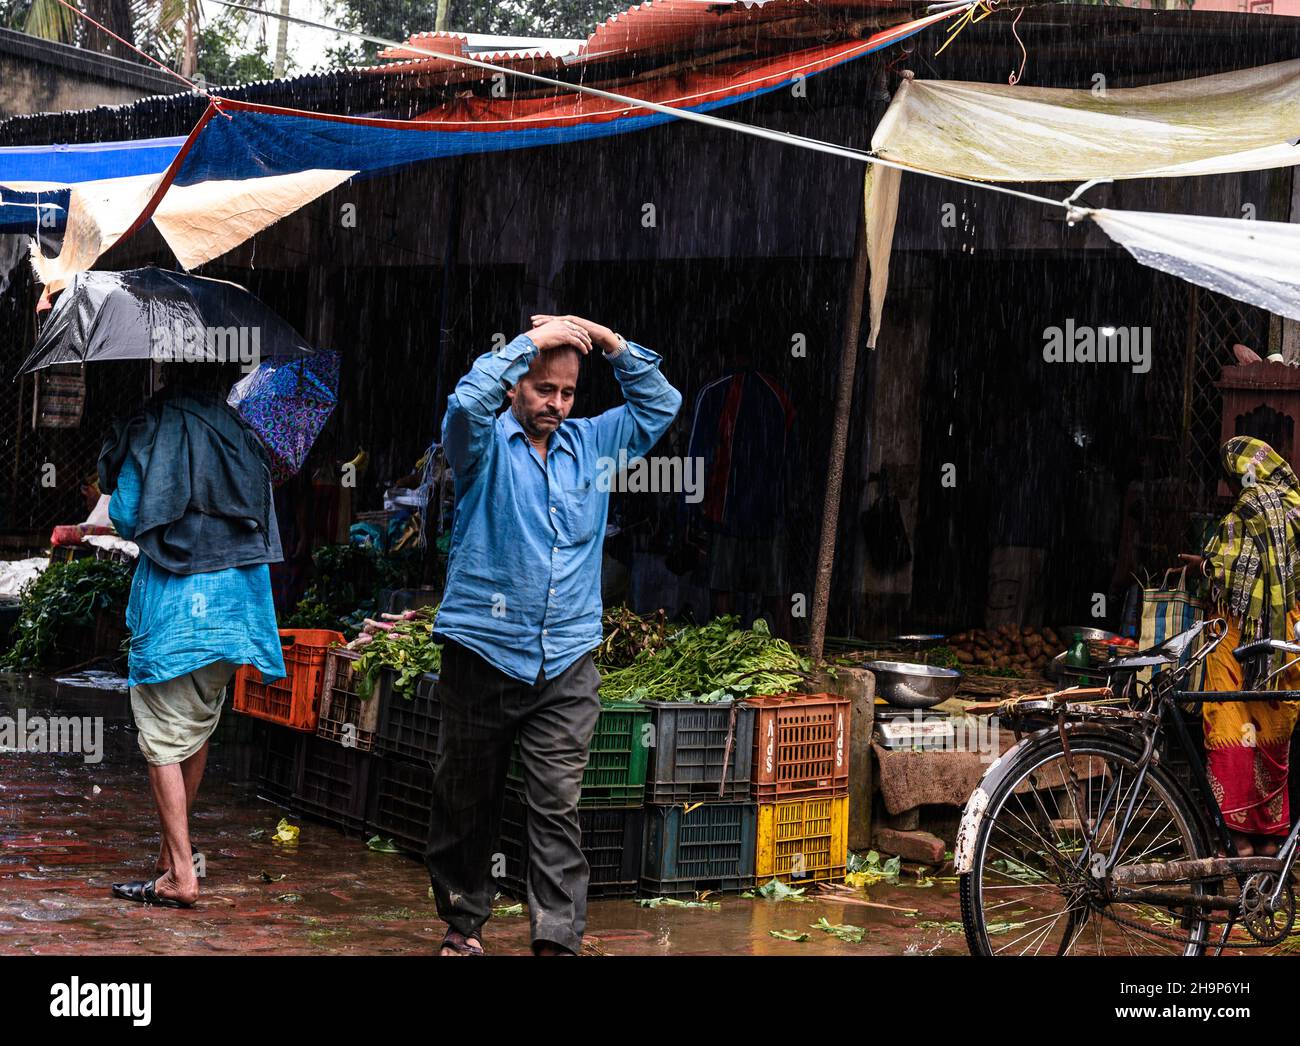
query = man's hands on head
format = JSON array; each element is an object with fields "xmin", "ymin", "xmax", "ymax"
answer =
[
  {"xmin": 531, "ymin": 314, "xmax": 622, "ymax": 355},
  {"xmin": 527, "ymin": 317, "xmax": 593, "ymax": 355}
]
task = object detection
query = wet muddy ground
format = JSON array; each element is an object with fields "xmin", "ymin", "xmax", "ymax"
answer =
[{"xmin": 0, "ymin": 672, "xmax": 964, "ymax": 956}]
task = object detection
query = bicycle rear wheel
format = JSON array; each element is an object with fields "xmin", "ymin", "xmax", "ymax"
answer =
[{"xmin": 960, "ymin": 733, "xmax": 1215, "ymax": 956}]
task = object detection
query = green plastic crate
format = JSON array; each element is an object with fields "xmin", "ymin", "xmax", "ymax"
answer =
[{"xmin": 507, "ymin": 701, "xmax": 650, "ymax": 807}]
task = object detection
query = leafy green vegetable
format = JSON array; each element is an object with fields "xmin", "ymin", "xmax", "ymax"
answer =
[
  {"xmin": 0, "ymin": 558, "xmax": 132, "ymax": 668},
  {"xmin": 365, "ymin": 835, "xmax": 401, "ymax": 853},
  {"xmin": 598, "ymin": 616, "xmax": 806, "ymax": 702},
  {"xmin": 922, "ymin": 645, "xmax": 961, "ymax": 669},
  {"xmin": 635, "ymin": 897, "xmax": 721, "ymax": 910},
  {"xmin": 283, "ymin": 543, "xmax": 424, "ymax": 631},
  {"xmin": 768, "ymin": 929, "xmax": 810, "ymax": 942},
  {"xmin": 597, "ymin": 605, "xmax": 669, "ymax": 668},
  {"xmin": 492, "ymin": 902, "xmax": 525, "ymax": 917},
  {"xmin": 353, "ymin": 607, "xmax": 441, "ymax": 698}
]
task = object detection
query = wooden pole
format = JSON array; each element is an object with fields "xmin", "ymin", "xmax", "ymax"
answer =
[
  {"xmin": 807, "ymin": 171, "xmax": 871, "ymax": 664},
  {"xmin": 435, "ymin": 0, "xmax": 451, "ymax": 32}
]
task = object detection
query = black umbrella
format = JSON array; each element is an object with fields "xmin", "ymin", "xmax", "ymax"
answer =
[{"xmin": 17, "ymin": 267, "xmax": 314, "ymax": 376}]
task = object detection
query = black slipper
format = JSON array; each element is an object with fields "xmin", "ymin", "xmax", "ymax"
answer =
[
  {"xmin": 441, "ymin": 930, "xmax": 485, "ymax": 956},
  {"xmin": 111, "ymin": 877, "xmax": 195, "ymax": 909}
]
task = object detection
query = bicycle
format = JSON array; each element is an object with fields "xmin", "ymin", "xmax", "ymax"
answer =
[{"xmin": 957, "ymin": 616, "xmax": 1300, "ymax": 955}]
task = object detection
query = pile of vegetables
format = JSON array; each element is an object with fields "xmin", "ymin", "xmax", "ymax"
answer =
[
  {"xmin": 595, "ymin": 606, "xmax": 668, "ymax": 669},
  {"xmin": 283, "ymin": 544, "xmax": 422, "ymax": 633},
  {"xmin": 1, "ymin": 558, "xmax": 133, "ymax": 668},
  {"xmin": 597, "ymin": 615, "xmax": 807, "ymax": 703},
  {"xmin": 947, "ymin": 625, "xmax": 1062, "ymax": 676},
  {"xmin": 348, "ymin": 606, "xmax": 441, "ymax": 699}
]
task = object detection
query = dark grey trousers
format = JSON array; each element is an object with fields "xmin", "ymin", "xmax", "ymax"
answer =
[{"xmin": 424, "ymin": 639, "xmax": 601, "ymax": 954}]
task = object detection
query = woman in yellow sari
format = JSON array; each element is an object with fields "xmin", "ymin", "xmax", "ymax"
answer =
[{"xmin": 1200, "ymin": 436, "xmax": 1300, "ymax": 857}]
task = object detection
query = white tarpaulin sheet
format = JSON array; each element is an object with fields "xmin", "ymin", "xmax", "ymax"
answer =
[
  {"xmin": 8, "ymin": 170, "xmax": 354, "ymax": 291},
  {"xmin": 1092, "ymin": 209, "xmax": 1300, "ymax": 323},
  {"xmin": 866, "ymin": 60, "xmax": 1300, "ymax": 345},
  {"xmin": 873, "ymin": 60, "xmax": 1300, "ymax": 182}
]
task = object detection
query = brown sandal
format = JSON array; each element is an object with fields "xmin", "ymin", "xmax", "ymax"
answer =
[{"xmin": 441, "ymin": 930, "xmax": 485, "ymax": 956}]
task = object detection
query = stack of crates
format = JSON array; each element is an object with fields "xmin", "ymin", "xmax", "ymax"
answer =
[
  {"xmin": 290, "ymin": 646, "xmax": 388, "ymax": 832},
  {"xmin": 748, "ymin": 693, "xmax": 851, "ymax": 885},
  {"xmin": 230, "ymin": 629, "xmax": 343, "ymax": 811},
  {"xmin": 366, "ymin": 669, "xmax": 442, "ymax": 855},
  {"xmin": 639, "ymin": 700, "xmax": 758, "ymax": 896},
  {"xmin": 499, "ymin": 702, "xmax": 652, "ymax": 898}
]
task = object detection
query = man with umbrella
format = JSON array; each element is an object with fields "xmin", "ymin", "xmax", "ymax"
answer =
[
  {"xmin": 99, "ymin": 360, "xmax": 286, "ymax": 907},
  {"xmin": 24, "ymin": 268, "xmax": 311, "ymax": 908}
]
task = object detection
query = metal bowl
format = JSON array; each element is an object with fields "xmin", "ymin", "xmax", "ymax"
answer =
[
  {"xmin": 866, "ymin": 660, "xmax": 963, "ymax": 709},
  {"xmin": 1062, "ymin": 626, "xmax": 1120, "ymax": 644}
]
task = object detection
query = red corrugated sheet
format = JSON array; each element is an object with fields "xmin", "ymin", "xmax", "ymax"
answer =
[{"xmin": 370, "ymin": 0, "xmax": 922, "ymax": 80}]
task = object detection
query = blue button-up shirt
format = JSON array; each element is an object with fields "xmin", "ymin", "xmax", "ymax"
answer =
[{"xmin": 434, "ymin": 334, "xmax": 681, "ymax": 683}]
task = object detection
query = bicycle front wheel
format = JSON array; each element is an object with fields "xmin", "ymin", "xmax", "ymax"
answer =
[{"xmin": 960, "ymin": 733, "xmax": 1214, "ymax": 956}]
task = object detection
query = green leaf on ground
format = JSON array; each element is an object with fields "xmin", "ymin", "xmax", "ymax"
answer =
[
  {"xmin": 365, "ymin": 835, "xmax": 401, "ymax": 853},
  {"xmin": 635, "ymin": 897, "xmax": 720, "ymax": 910},
  {"xmin": 769, "ymin": 929, "xmax": 810, "ymax": 942},
  {"xmin": 742, "ymin": 878, "xmax": 811, "ymax": 902},
  {"xmin": 811, "ymin": 917, "xmax": 866, "ymax": 943},
  {"xmin": 917, "ymin": 920, "xmax": 965, "ymax": 933},
  {"xmin": 844, "ymin": 850, "xmax": 902, "ymax": 887}
]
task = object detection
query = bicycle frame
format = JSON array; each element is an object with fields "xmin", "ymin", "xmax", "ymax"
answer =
[{"xmin": 1106, "ymin": 618, "xmax": 1300, "ymax": 912}]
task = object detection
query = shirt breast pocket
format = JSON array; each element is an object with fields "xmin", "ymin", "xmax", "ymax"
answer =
[{"xmin": 559, "ymin": 479, "xmax": 598, "ymax": 544}]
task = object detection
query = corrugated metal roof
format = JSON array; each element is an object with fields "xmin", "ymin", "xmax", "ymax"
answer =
[{"xmin": 370, "ymin": 0, "xmax": 915, "ymax": 78}]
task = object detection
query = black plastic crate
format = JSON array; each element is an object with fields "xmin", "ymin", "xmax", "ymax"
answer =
[
  {"xmin": 641, "ymin": 801, "xmax": 757, "ymax": 896},
  {"xmin": 376, "ymin": 671, "xmax": 442, "ymax": 763},
  {"xmin": 366, "ymin": 755, "xmax": 436, "ymax": 855},
  {"xmin": 292, "ymin": 735, "xmax": 376, "ymax": 831},
  {"xmin": 209, "ymin": 708, "xmax": 263, "ymax": 784},
  {"xmin": 255, "ymin": 723, "xmax": 305, "ymax": 805},
  {"xmin": 644, "ymin": 701, "xmax": 755, "ymax": 803},
  {"xmin": 506, "ymin": 702, "xmax": 651, "ymax": 807},
  {"xmin": 497, "ymin": 790, "xmax": 645, "ymax": 899}
]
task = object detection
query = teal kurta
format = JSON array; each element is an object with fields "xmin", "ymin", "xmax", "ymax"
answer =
[{"xmin": 110, "ymin": 455, "xmax": 285, "ymax": 687}]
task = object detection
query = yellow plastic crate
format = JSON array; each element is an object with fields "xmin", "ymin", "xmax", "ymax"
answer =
[{"xmin": 756, "ymin": 795, "xmax": 848, "ymax": 884}]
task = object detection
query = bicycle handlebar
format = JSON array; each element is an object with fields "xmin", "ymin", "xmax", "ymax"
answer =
[{"xmin": 1232, "ymin": 638, "xmax": 1300, "ymax": 660}]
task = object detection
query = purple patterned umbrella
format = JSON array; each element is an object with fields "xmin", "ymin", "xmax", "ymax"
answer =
[{"xmin": 228, "ymin": 351, "xmax": 340, "ymax": 485}]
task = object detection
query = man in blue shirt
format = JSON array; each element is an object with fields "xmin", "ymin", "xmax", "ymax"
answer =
[{"xmin": 428, "ymin": 314, "xmax": 681, "ymax": 956}]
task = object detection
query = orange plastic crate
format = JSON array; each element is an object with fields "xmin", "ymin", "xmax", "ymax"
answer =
[
  {"xmin": 748, "ymin": 692, "xmax": 851, "ymax": 802},
  {"xmin": 232, "ymin": 629, "xmax": 344, "ymax": 732}
]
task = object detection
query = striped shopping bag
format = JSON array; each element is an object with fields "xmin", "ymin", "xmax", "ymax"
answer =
[{"xmin": 1138, "ymin": 567, "xmax": 1204, "ymax": 689}]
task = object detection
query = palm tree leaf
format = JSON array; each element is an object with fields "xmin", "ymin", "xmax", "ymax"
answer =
[{"xmin": 25, "ymin": 0, "xmax": 80, "ymax": 41}]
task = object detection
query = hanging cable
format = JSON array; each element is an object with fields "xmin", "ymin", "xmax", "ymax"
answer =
[
  {"xmin": 52, "ymin": 0, "xmax": 208, "ymax": 94},
  {"xmin": 1007, "ymin": 5, "xmax": 1028, "ymax": 85}
]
